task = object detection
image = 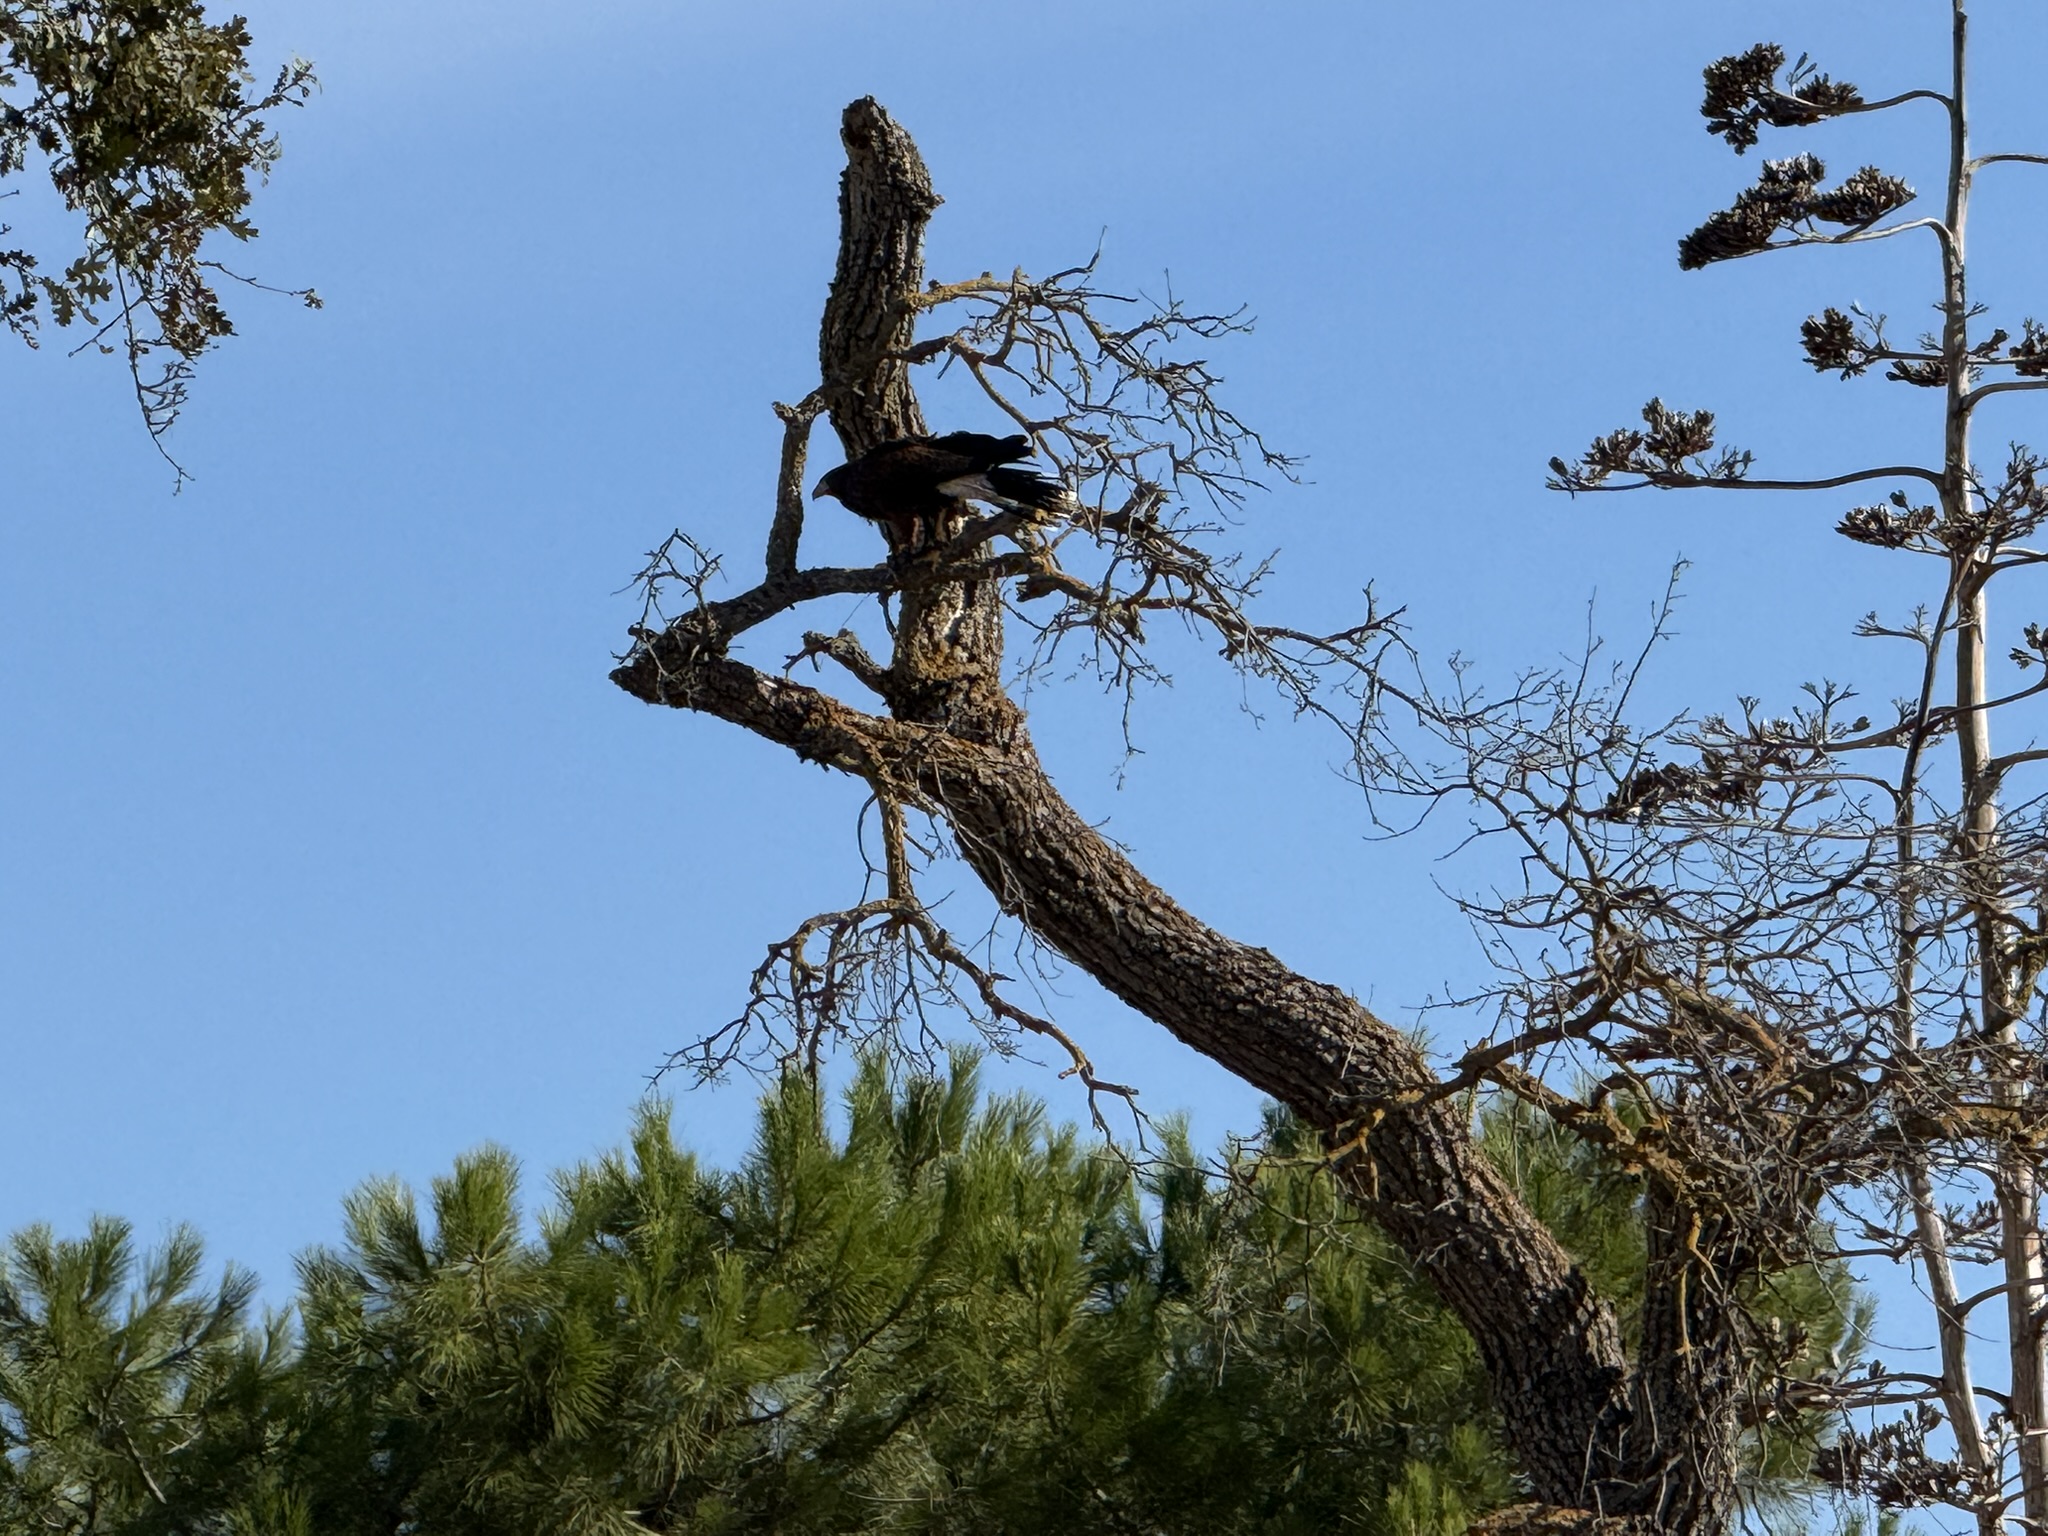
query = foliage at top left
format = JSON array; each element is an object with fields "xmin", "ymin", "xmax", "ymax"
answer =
[{"xmin": 0, "ymin": 0, "xmax": 314, "ymax": 466}]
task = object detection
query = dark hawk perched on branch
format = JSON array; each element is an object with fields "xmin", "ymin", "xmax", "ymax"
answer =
[{"xmin": 812, "ymin": 431, "xmax": 1072, "ymax": 552}]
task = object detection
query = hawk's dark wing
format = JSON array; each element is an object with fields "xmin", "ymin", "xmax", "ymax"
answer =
[
  {"xmin": 922, "ymin": 431, "xmax": 1034, "ymax": 468},
  {"xmin": 813, "ymin": 432, "xmax": 1068, "ymax": 547}
]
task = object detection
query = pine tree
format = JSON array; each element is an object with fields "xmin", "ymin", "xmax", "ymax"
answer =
[
  {"xmin": 0, "ymin": 1061, "xmax": 1864, "ymax": 1534},
  {"xmin": 0, "ymin": 1217, "xmax": 291, "ymax": 1534}
]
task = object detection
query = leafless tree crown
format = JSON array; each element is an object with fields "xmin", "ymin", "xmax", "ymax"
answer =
[{"xmin": 1518, "ymin": 12, "xmax": 2048, "ymax": 1532}]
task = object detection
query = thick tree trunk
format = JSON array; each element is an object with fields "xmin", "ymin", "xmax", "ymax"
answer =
[
  {"xmin": 819, "ymin": 98, "xmax": 934, "ymax": 460},
  {"xmin": 1629, "ymin": 1194, "xmax": 1747, "ymax": 1533},
  {"xmin": 821, "ymin": 99, "xmax": 1005, "ymax": 727},
  {"xmin": 616, "ymin": 98, "xmax": 1749, "ymax": 1531}
]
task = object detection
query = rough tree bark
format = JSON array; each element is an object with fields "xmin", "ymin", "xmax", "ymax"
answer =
[{"xmin": 614, "ymin": 99, "xmax": 1748, "ymax": 1532}]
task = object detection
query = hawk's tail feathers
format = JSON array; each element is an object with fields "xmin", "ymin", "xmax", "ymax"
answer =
[{"xmin": 979, "ymin": 467, "xmax": 1077, "ymax": 517}]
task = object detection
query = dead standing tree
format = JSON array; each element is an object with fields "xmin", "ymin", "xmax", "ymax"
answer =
[
  {"xmin": 1517, "ymin": 7, "xmax": 2048, "ymax": 1533},
  {"xmin": 612, "ymin": 99, "xmax": 1763, "ymax": 1534}
]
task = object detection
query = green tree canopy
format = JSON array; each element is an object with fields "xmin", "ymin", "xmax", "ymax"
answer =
[{"xmin": 1, "ymin": 1060, "xmax": 1865, "ymax": 1535}]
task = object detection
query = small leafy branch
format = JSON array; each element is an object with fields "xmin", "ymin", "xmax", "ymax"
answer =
[
  {"xmin": 1547, "ymin": 399, "xmax": 1754, "ymax": 491},
  {"xmin": 0, "ymin": 0, "xmax": 318, "ymax": 480},
  {"xmin": 1702, "ymin": 44, "xmax": 1868, "ymax": 153}
]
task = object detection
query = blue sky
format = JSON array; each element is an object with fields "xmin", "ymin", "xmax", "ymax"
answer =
[{"xmin": 5, "ymin": 0, "xmax": 2044, "ymax": 1308}]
